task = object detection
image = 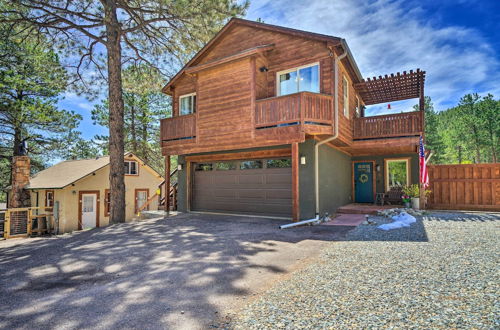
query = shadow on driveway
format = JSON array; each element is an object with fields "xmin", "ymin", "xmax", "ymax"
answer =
[{"xmin": 0, "ymin": 213, "xmax": 351, "ymax": 329}]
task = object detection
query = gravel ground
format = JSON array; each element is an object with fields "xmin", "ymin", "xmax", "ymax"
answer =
[{"xmin": 231, "ymin": 211, "xmax": 500, "ymax": 329}]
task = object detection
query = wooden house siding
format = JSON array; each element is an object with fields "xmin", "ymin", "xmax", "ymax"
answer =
[{"xmin": 161, "ymin": 21, "xmax": 423, "ymax": 157}]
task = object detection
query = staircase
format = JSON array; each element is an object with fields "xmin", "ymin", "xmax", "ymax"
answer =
[{"xmin": 158, "ymin": 169, "xmax": 178, "ymax": 212}]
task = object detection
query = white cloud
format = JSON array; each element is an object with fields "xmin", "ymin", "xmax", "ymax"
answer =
[
  {"xmin": 77, "ymin": 102, "xmax": 94, "ymax": 111},
  {"xmin": 247, "ymin": 0, "xmax": 500, "ymax": 111}
]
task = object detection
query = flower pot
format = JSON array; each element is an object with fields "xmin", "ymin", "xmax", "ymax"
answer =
[
  {"xmin": 404, "ymin": 201, "xmax": 411, "ymax": 208},
  {"xmin": 411, "ymin": 197, "xmax": 420, "ymax": 210}
]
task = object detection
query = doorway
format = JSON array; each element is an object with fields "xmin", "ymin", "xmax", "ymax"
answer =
[
  {"xmin": 135, "ymin": 189, "xmax": 149, "ymax": 213},
  {"xmin": 79, "ymin": 191, "xmax": 100, "ymax": 230},
  {"xmin": 353, "ymin": 161, "xmax": 375, "ymax": 203}
]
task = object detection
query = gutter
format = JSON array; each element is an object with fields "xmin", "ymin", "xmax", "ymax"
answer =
[{"xmin": 280, "ymin": 44, "xmax": 348, "ymax": 229}]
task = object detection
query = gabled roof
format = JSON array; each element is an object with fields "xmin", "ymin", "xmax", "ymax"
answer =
[
  {"xmin": 162, "ymin": 18, "xmax": 363, "ymax": 94},
  {"xmin": 25, "ymin": 152, "xmax": 162, "ymax": 190}
]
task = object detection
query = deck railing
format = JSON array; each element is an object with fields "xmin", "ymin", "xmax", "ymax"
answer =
[
  {"xmin": 160, "ymin": 113, "xmax": 196, "ymax": 142},
  {"xmin": 255, "ymin": 92, "xmax": 333, "ymax": 128},
  {"xmin": 353, "ymin": 111, "xmax": 423, "ymax": 139}
]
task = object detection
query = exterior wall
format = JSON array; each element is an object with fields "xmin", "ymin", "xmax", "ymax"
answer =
[
  {"xmin": 318, "ymin": 144, "xmax": 352, "ymax": 216},
  {"xmin": 299, "ymin": 140, "xmax": 352, "ymax": 220},
  {"xmin": 352, "ymin": 153, "xmax": 419, "ymax": 194},
  {"xmin": 29, "ymin": 159, "xmax": 163, "ymax": 233},
  {"xmin": 334, "ymin": 59, "xmax": 362, "ymax": 147},
  {"xmin": 162, "ymin": 24, "xmax": 353, "ymax": 156},
  {"xmin": 193, "ymin": 24, "xmax": 334, "ymax": 98},
  {"xmin": 177, "ymin": 155, "xmax": 187, "ymax": 213}
]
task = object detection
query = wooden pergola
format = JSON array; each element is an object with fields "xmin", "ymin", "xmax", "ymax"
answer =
[{"xmin": 354, "ymin": 69, "xmax": 426, "ymax": 110}]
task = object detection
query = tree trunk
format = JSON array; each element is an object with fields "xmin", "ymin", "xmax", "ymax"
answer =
[
  {"xmin": 104, "ymin": 1, "xmax": 125, "ymax": 224},
  {"xmin": 141, "ymin": 104, "xmax": 148, "ymax": 161},
  {"xmin": 130, "ymin": 95, "xmax": 138, "ymax": 154}
]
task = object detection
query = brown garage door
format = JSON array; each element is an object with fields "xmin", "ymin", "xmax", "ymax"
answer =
[{"xmin": 192, "ymin": 158, "xmax": 292, "ymax": 217}]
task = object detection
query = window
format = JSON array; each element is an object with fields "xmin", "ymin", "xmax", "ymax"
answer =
[
  {"xmin": 180, "ymin": 93, "xmax": 196, "ymax": 115},
  {"xmin": 104, "ymin": 189, "xmax": 110, "ymax": 216},
  {"xmin": 240, "ymin": 160, "xmax": 263, "ymax": 170},
  {"xmin": 385, "ymin": 158, "xmax": 410, "ymax": 191},
  {"xmin": 343, "ymin": 76, "xmax": 349, "ymax": 117},
  {"xmin": 266, "ymin": 158, "xmax": 292, "ymax": 168},
  {"xmin": 45, "ymin": 190, "xmax": 54, "ymax": 207},
  {"xmin": 355, "ymin": 96, "xmax": 361, "ymax": 118},
  {"xmin": 124, "ymin": 160, "xmax": 138, "ymax": 175},
  {"xmin": 215, "ymin": 162, "xmax": 236, "ymax": 170},
  {"xmin": 277, "ymin": 63, "xmax": 319, "ymax": 96},
  {"xmin": 195, "ymin": 163, "xmax": 213, "ymax": 171}
]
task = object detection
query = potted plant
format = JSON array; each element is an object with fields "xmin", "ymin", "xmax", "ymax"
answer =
[
  {"xmin": 402, "ymin": 184, "xmax": 431, "ymax": 209},
  {"xmin": 401, "ymin": 194, "xmax": 411, "ymax": 208}
]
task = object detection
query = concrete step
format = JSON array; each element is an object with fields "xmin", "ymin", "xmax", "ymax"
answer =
[
  {"xmin": 337, "ymin": 203, "xmax": 401, "ymax": 215},
  {"xmin": 140, "ymin": 210, "xmax": 168, "ymax": 219}
]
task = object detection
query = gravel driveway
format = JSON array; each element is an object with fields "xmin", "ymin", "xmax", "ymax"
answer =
[
  {"xmin": 0, "ymin": 213, "xmax": 351, "ymax": 329},
  {"xmin": 232, "ymin": 211, "xmax": 500, "ymax": 329}
]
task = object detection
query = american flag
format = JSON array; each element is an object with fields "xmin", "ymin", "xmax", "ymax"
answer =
[{"xmin": 419, "ymin": 136, "xmax": 429, "ymax": 188}]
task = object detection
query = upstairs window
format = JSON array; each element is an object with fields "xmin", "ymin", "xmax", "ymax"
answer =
[
  {"xmin": 125, "ymin": 160, "xmax": 138, "ymax": 175},
  {"xmin": 343, "ymin": 76, "xmax": 349, "ymax": 117},
  {"xmin": 277, "ymin": 63, "xmax": 319, "ymax": 96},
  {"xmin": 180, "ymin": 93, "xmax": 196, "ymax": 115},
  {"xmin": 355, "ymin": 96, "xmax": 361, "ymax": 118}
]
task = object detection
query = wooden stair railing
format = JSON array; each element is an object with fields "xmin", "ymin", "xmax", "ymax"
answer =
[
  {"xmin": 137, "ymin": 193, "xmax": 159, "ymax": 215},
  {"xmin": 158, "ymin": 169, "xmax": 178, "ymax": 211}
]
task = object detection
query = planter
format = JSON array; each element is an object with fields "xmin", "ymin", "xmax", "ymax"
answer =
[
  {"xmin": 411, "ymin": 197, "xmax": 420, "ymax": 210},
  {"xmin": 403, "ymin": 201, "xmax": 411, "ymax": 208}
]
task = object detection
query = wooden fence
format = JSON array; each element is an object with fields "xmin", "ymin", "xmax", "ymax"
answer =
[
  {"xmin": 2, "ymin": 207, "xmax": 54, "ymax": 239},
  {"xmin": 428, "ymin": 164, "xmax": 500, "ymax": 211}
]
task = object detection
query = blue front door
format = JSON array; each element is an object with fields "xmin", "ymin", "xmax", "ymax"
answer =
[{"xmin": 354, "ymin": 162, "xmax": 374, "ymax": 203}]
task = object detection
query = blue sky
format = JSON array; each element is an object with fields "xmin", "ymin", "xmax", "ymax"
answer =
[{"xmin": 61, "ymin": 0, "xmax": 500, "ymax": 139}]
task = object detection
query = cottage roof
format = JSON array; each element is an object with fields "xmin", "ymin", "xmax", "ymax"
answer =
[{"xmin": 25, "ymin": 152, "xmax": 161, "ymax": 190}]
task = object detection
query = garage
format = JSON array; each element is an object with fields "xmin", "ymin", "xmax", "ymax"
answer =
[{"xmin": 192, "ymin": 158, "xmax": 292, "ymax": 217}]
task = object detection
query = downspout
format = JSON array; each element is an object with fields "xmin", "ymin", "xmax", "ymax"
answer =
[
  {"xmin": 313, "ymin": 42, "xmax": 348, "ymax": 217},
  {"xmin": 280, "ymin": 41, "xmax": 348, "ymax": 229}
]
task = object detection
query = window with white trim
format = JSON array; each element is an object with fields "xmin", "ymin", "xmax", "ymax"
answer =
[
  {"xmin": 277, "ymin": 63, "xmax": 319, "ymax": 96},
  {"xmin": 343, "ymin": 76, "xmax": 349, "ymax": 117},
  {"xmin": 179, "ymin": 93, "xmax": 196, "ymax": 115},
  {"xmin": 124, "ymin": 160, "xmax": 138, "ymax": 175}
]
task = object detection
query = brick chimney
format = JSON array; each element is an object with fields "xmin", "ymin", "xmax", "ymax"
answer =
[{"xmin": 9, "ymin": 156, "xmax": 31, "ymax": 208}]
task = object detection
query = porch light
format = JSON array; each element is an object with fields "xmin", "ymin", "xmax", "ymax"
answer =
[
  {"xmin": 376, "ymin": 164, "xmax": 381, "ymax": 172},
  {"xmin": 177, "ymin": 164, "xmax": 183, "ymax": 171},
  {"xmin": 300, "ymin": 156, "xmax": 306, "ymax": 165}
]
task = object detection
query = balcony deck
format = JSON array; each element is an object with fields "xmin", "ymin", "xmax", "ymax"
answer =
[
  {"xmin": 160, "ymin": 113, "xmax": 196, "ymax": 144},
  {"xmin": 255, "ymin": 92, "xmax": 334, "ymax": 135},
  {"xmin": 160, "ymin": 94, "xmax": 424, "ymax": 155},
  {"xmin": 353, "ymin": 111, "xmax": 423, "ymax": 140}
]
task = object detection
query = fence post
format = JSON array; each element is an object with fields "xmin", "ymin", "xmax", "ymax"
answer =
[
  {"xmin": 4, "ymin": 210, "xmax": 10, "ymax": 239},
  {"xmin": 27, "ymin": 208, "xmax": 33, "ymax": 236}
]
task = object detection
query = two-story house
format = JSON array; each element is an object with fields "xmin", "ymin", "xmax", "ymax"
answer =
[{"xmin": 160, "ymin": 18, "xmax": 425, "ymax": 221}]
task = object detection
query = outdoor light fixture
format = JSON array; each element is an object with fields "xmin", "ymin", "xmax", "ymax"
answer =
[
  {"xmin": 376, "ymin": 164, "xmax": 381, "ymax": 172},
  {"xmin": 259, "ymin": 66, "xmax": 269, "ymax": 72},
  {"xmin": 177, "ymin": 164, "xmax": 183, "ymax": 171},
  {"xmin": 300, "ymin": 156, "xmax": 306, "ymax": 165},
  {"xmin": 72, "ymin": 190, "xmax": 76, "ymax": 195}
]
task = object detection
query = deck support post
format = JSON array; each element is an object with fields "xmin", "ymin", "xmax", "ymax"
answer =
[
  {"xmin": 292, "ymin": 142, "xmax": 300, "ymax": 221},
  {"xmin": 165, "ymin": 155, "xmax": 170, "ymax": 213}
]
